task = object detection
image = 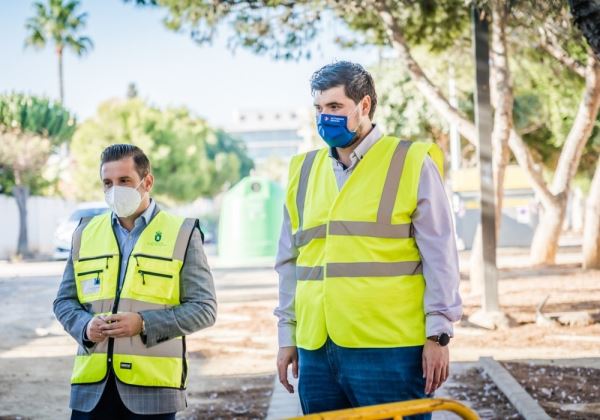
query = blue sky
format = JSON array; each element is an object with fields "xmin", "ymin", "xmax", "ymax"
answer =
[{"xmin": 0, "ymin": 0, "xmax": 380, "ymax": 128}]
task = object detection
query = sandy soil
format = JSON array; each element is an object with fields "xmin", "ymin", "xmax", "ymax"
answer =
[{"xmin": 0, "ymin": 255, "xmax": 598, "ymax": 419}]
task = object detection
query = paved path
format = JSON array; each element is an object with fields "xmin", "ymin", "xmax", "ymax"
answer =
[{"xmin": 266, "ymin": 363, "xmax": 478, "ymax": 419}]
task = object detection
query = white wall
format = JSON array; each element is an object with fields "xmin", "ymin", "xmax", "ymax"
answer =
[{"xmin": 0, "ymin": 195, "xmax": 75, "ymax": 259}]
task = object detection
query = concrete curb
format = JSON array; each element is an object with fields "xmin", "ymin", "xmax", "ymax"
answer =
[{"xmin": 480, "ymin": 357, "xmax": 551, "ymax": 420}]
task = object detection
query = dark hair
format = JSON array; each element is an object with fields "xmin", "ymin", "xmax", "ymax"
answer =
[
  {"xmin": 310, "ymin": 61, "xmax": 378, "ymax": 119},
  {"xmin": 100, "ymin": 144, "xmax": 151, "ymax": 179}
]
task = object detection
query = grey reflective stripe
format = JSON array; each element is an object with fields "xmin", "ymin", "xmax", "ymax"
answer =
[
  {"xmin": 117, "ymin": 298, "xmax": 170, "ymax": 313},
  {"xmin": 296, "ymin": 265, "xmax": 324, "ymax": 281},
  {"xmin": 89, "ymin": 299, "xmax": 115, "ymax": 314},
  {"xmin": 326, "ymin": 261, "xmax": 423, "ymax": 277},
  {"xmin": 377, "ymin": 140, "xmax": 412, "ymax": 224},
  {"xmin": 71, "ymin": 216, "xmax": 94, "ymax": 261},
  {"xmin": 327, "ymin": 140, "xmax": 414, "ymax": 240},
  {"xmin": 293, "ymin": 224, "xmax": 327, "ymax": 247},
  {"xmin": 172, "ymin": 218, "xmax": 197, "ymax": 261},
  {"xmin": 328, "ymin": 221, "xmax": 412, "ymax": 238},
  {"xmin": 78, "ymin": 340, "xmax": 109, "ymax": 355},
  {"xmin": 295, "ymin": 150, "xmax": 319, "ymax": 234},
  {"xmin": 113, "ymin": 335, "xmax": 183, "ymax": 358}
]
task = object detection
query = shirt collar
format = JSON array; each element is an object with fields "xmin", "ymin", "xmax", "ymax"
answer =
[
  {"xmin": 112, "ymin": 198, "xmax": 156, "ymax": 228},
  {"xmin": 328, "ymin": 124, "xmax": 383, "ymax": 170}
]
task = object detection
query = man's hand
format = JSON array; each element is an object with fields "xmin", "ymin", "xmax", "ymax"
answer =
[
  {"xmin": 422, "ymin": 340, "xmax": 450, "ymax": 395},
  {"xmin": 99, "ymin": 312, "xmax": 143, "ymax": 338},
  {"xmin": 277, "ymin": 346, "xmax": 298, "ymax": 393},
  {"xmin": 86, "ymin": 315, "xmax": 108, "ymax": 343}
]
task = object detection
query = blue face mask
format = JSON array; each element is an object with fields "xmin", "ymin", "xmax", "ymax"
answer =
[{"xmin": 316, "ymin": 106, "xmax": 361, "ymax": 148}]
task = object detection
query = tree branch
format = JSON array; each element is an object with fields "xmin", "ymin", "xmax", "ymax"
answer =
[
  {"xmin": 551, "ymin": 53, "xmax": 600, "ymax": 194},
  {"xmin": 507, "ymin": 128, "xmax": 556, "ymax": 209},
  {"xmin": 538, "ymin": 29, "xmax": 586, "ymax": 78},
  {"xmin": 375, "ymin": 2, "xmax": 478, "ymax": 147}
]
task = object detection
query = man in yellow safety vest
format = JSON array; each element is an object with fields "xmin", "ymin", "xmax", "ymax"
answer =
[
  {"xmin": 274, "ymin": 61, "xmax": 462, "ymax": 419},
  {"xmin": 54, "ymin": 144, "xmax": 217, "ymax": 419}
]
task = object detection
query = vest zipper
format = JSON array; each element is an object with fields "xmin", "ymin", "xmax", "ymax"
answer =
[
  {"xmin": 107, "ymin": 226, "xmax": 123, "ymax": 371},
  {"xmin": 78, "ymin": 254, "xmax": 113, "ymax": 270},
  {"xmin": 132, "ymin": 253, "xmax": 173, "ymax": 263},
  {"xmin": 181, "ymin": 336, "xmax": 187, "ymax": 389},
  {"xmin": 138, "ymin": 269, "xmax": 173, "ymax": 286},
  {"xmin": 77, "ymin": 269, "xmax": 103, "ymax": 277}
]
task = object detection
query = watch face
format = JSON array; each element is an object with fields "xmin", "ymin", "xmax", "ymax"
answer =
[{"xmin": 439, "ymin": 333, "xmax": 450, "ymax": 346}]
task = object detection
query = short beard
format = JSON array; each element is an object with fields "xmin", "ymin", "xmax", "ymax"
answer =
[{"xmin": 340, "ymin": 124, "xmax": 363, "ymax": 149}]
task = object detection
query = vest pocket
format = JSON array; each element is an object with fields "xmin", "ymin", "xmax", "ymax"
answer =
[
  {"xmin": 128, "ymin": 253, "xmax": 178, "ymax": 303},
  {"xmin": 76, "ymin": 269, "xmax": 104, "ymax": 298},
  {"xmin": 133, "ymin": 269, "xmax": 175, "ymax": 301}
]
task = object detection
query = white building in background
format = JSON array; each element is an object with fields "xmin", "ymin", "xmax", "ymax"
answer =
[{"xmin": 226, "ymin": 108, "xmax": 316, "ymax": 166}]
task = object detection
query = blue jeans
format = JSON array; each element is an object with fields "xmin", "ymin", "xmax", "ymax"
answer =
[{"xmin": 298, "ymin": 338, "xmax": 431, "ymax": 420}]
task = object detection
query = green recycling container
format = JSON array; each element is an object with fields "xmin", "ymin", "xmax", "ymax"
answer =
[{"xmin": 218, "ymin": 176, "xmax": 284, "ymax": 261}]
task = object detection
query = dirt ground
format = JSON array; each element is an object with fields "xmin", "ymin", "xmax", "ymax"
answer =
[
  {"xmin": 178, "ymin": 264, "xmax": 600, "ymax": 419},
  {"xmin": 452, "ymin": 266, "xmax": 600, "ymax": 361},
  {"xmin": 504, "ymin": 362, "xmax": 600, "ymax": 419},
  {"xmin": 0, "ymin": 252, "xmax": 599, "ymax": 419},
  {"xmin": 445, "ymin": 367, "xmax": 523, "ymax": 419},
  {"xmin": 179, "ymin": 374, "xmax": 274, "ymax": 420}
]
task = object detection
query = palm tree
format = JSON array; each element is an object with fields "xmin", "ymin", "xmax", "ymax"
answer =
[
  {"xmin": 24, "ymin": 0, "xmax": 93, "ymax": 104},
  {"xmin": 569, "ymin": 0, "xmax": 600, "ymax": 58}
]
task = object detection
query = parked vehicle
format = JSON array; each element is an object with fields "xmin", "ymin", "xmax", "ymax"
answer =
[{"xmin": 53, "ymin": 202, "xmax": 109, "ymax": 260}]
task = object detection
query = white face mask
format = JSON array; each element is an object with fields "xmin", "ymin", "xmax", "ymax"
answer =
[{"xmin": 104, "ymin": 179, "xmax": 146, "ymax": 218}]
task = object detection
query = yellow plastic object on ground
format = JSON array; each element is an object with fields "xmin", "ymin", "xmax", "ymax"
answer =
[{"xmin": 291, "ymin": 398, "xmax": 479, "ymax": 420}]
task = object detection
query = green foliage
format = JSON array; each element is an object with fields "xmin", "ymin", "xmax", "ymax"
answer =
[
  {"xmin": 70, "ymin": 99, "xmax": 253, "ymax": 202},
  {"xmin": 134, "ymin": 0, "xmax": 597, "ymax": 178},
  {"xmin": 139, "ymin": 0, "xmax": 470, "ymax": 60},
  {"xmin": 25, "ymin": 0, "xmax": 93, "ymax": 55},
  {"xmin": 0, "ymin": 93, "xmax": 76, "ymax": 193},
  {"xmin": 0, "ymin": 93, "xmax": 76, "ymax": 145}
]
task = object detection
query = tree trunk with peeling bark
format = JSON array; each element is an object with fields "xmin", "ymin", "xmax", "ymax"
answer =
[
  {"xmin": 530, "ymin": 55, "xmax": 600, "ymax": 265},
  {"xmin": 583, "ymin": 158, "xmax": 600, "ymax": 269},
  {"xmin": 374, "ymin": 1, "xmax": 599, "ymax": 267}
]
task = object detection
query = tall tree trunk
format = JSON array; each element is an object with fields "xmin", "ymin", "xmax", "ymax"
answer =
[
  {"xmin": 470, "ymin": 1, "xmax": 513, "ymax": 292},
  {"xmin": 583, "ymin": 158, "xmax": 600, "ymax": 269},
  {"xmin": 12, "ymin": 170, "xmax": 30, "ymax": 257},
  {"xmin": 376, "ymin": 1, "xmax": 598, "ymax": 266},
  {"xmin": 57, "ymin": 48, "xmax": 64, "ymax": 104},
  {"xmin": 530, "ymin": 54, "xmax": 600, "ymax": 264}
]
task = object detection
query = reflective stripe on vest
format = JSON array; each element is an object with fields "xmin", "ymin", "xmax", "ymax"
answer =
[
  {"xmin": 70, "ymin": 210, "xmax": 197, "ymax": 388},
  {"xmin": 285, "ymin": 137, "xmax": 444, "ymax": 349}
]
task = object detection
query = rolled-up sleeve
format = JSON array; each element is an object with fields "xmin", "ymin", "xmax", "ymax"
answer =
[
  {"xmin": 413, "ymin": 156, "xmax": 463, "ymax": 337},
  {"xmin": 273, "ymin": 207, "xmax": 299, "ymax": 348}
]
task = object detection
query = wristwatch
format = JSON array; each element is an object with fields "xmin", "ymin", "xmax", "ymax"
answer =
[
  {"xmin": 138, "ymin": 313, "xmax": 146, "ymax": 336},
  {"xmin": 427, "ymin": 332, "xmax": 450, "ymax": 346}
]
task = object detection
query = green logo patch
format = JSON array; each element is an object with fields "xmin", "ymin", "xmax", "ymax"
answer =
[{"xmin": 154, "ymin": 231, "xmax": 162, "ymax": 242}]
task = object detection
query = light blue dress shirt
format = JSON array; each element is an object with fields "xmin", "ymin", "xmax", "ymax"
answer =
[{"xmin": 111, "ymin": 199, "xmax": 156, "ymax": 287}]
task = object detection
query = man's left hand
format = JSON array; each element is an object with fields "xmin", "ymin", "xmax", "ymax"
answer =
[
  {"xmin": 422, "ymin": 339, "xmax": 449, "ymax": 395},
  {"xmin": 100, "ymin": 312, "xmax": 143, "ymax": 338}
]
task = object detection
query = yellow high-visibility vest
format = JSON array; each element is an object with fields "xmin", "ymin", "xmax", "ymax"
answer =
[
  {"xmin": 285, "ymin": 136, "xmax": 444, "ymax": 350},
  {"xmin": 70, "ymin": 210, "xmax": 197, "ymax": 388}
]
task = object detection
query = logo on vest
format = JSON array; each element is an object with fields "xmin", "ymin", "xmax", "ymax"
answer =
[
  {"xmin": 154, "ymin": 231, "xmax": 162, "ymax": 242},
  {"xmin": 120, "ymin": 362, "xmax": 132, "ymax": 370}
]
